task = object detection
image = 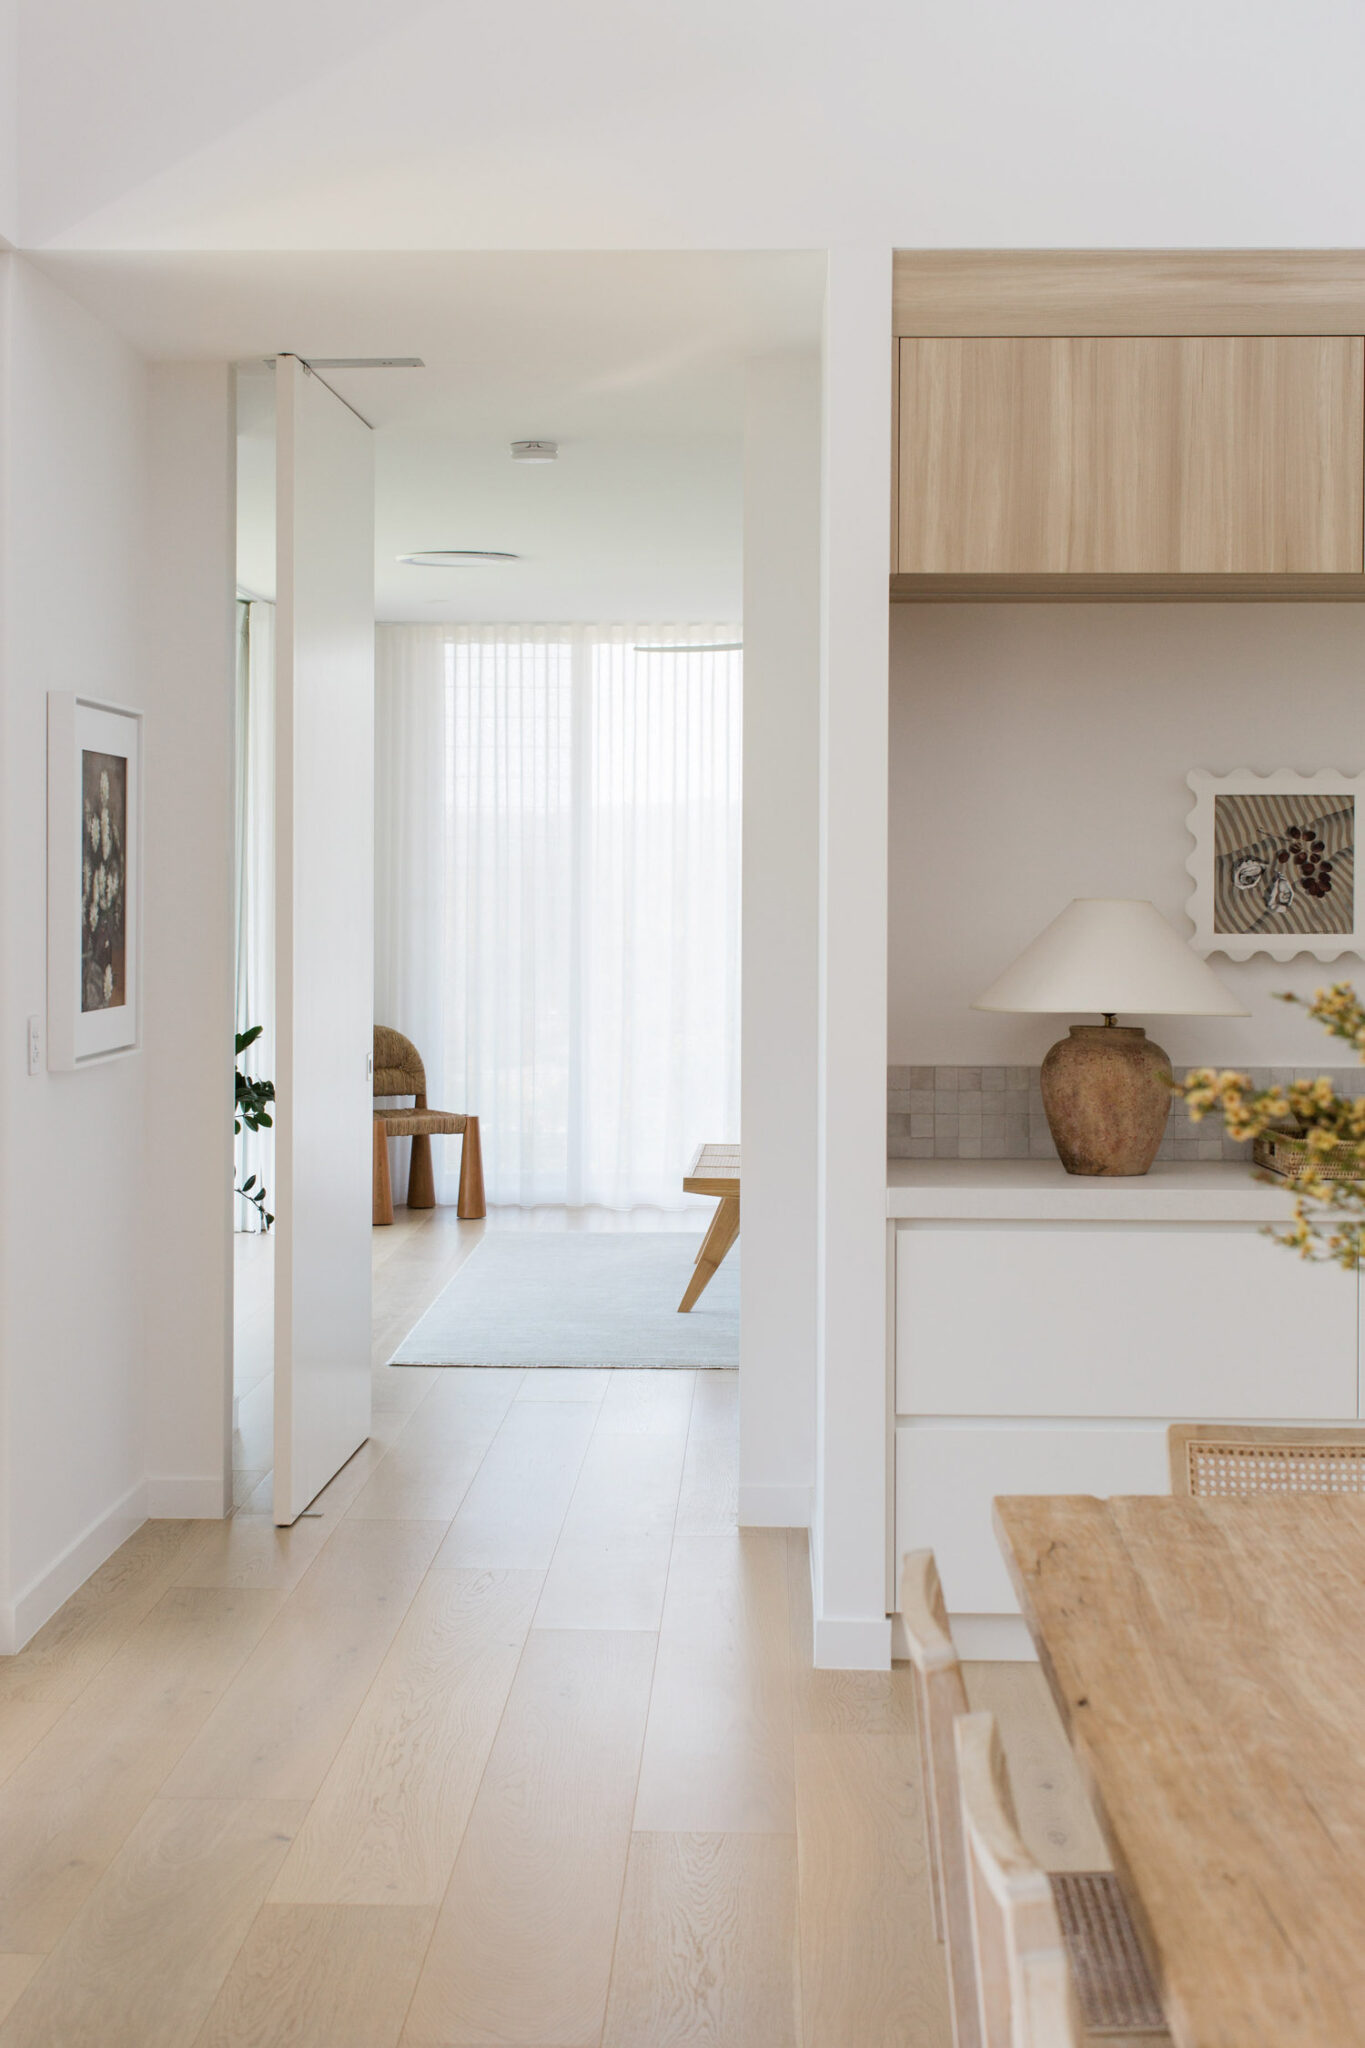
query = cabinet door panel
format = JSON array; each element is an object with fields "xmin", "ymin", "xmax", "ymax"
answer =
[
  {"xmin": 895, "ymin": 1421, "xmax": 1170, "ymax": 1615},
  {"xmin": 896, "ymin": 335, "xmax": 1364, "ymax": 574},
  {"xmin": 896, "ymin": 1223, "xmax": 1358, "ymax": 1419}
]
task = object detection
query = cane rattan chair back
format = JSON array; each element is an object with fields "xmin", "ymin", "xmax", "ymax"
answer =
[{"xmin": 1169, "ymin": 1423, "xmax": 1365, "ymax": 1499}]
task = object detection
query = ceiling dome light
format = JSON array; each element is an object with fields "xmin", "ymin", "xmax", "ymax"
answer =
[
  {"xmin": 511, "ymin": 440, "xmax": 558, "ymax": 462},
  {"xmin": 397, "ymin": 550, "xmax": 520, "ymax": 567}
]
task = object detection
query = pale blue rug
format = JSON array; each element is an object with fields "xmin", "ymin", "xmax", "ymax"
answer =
[{"xmin": 389, "ymin": 1232, "xmax": 739, "ymax": 1368}]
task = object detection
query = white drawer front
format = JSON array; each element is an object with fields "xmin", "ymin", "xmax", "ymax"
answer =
[
  {"xmin": 895, "ymin": 1421, "xmax": 1170, "ymax": 1616},
  {"xmin": 896, "ymin": 1223, "xmax": 1357, "ymax": 1419}
]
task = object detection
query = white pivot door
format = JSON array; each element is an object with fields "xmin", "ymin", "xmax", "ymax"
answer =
[{"xmin": 272, "ymin": 356, "xmax": 375, "ymax": 1524}]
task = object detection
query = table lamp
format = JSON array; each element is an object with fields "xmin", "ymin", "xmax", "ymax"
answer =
[{"xmin": 972, "ymin": 898, "xmax": 1248, "ymax": 1176}]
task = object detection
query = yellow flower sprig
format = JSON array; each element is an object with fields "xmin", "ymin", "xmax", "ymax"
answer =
[{"xmin": 1176, "ymin": 983, "xmax": 1365, "ymax": 1271}]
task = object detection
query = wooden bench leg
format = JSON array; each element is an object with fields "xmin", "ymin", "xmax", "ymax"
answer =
[
  {"xmin": 458, "ymin": 1116, "xmax": 486, "ymax": 1220},
  {"xmin": 408, "ymin": 1132, "xmax": 435, "ymax": 1210},
  {"xmin": 678, "ymin": 1194, "xmax": 739, "ymax": 1312},
  {"xmin": 373, "ymin": 1119, "xmax": 394, "ymax": 1227}
]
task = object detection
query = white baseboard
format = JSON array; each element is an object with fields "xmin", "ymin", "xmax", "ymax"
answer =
[
  {"xmin": 950, "ymin": 1613, "xmax": 1036, "ymax": 1662},
  {"xmin": 147, "ymin": 1474, "xmax": 232, "ymax": 1519},
  {"xmin": 0, "ymin": 1480, "xmax": 148, "ymax": 1655},
  {"xmin": 812, "ymin": 1612, "xmax": 893, "ymax": 1671},
  {"xmin": 738, "ymin": 1483, "xmax": 812, "ymax": 1528}
]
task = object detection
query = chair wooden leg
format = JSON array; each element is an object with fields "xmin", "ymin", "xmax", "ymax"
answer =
[
  {"xmin": 407, "ymin": 1132, "xmax": 436, "ymax": 1210},
  {"xmin": 372, "ymin": 1119, "xmax": 394, "ymax": 1227},
  {"xmin": 457, "ymin": 1116, "xmax": 486, "ymax": 1220},
  {"xmin": 678, "ymin": 1195, "xmax": 739, "ymax": 1312}
]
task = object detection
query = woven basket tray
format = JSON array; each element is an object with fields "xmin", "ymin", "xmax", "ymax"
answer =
[{"xmin": 1253, "ymin": 1128, "xmax": 1365, "ymax": 1182}]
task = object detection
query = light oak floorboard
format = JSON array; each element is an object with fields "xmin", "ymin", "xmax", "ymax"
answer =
[
  {"xmin": 431, "ymin": 1400, "xmax": 599, "ymax": 1572},
  {"xmin": 163, "ymin": 1520, "xmax": 446, "ymax": 1802},
  {"xmin": 0, "ymin": 1797, "xmax": 307, "ymax": 2048},
  {"xmin": 597, "ymin": 1367, "xmax": 697, "ymax": 1435},
  {"xmin": 533, "ymin": 1425, "xmax": 687, "ymax": 1632},
  {"xmin": 0, "ymin": 1706, "xmax": 64, "ymax": 1794},
  {"xmin": 672, "ymin": 1372, "xmax": 739, "ymax": 1537},
  {"xmin": 175, "ymin": 1498, "xmax": 338, "ymax": 1591},
  {"xmin": 193, "ymin": 1903, "xmax": 436, "ymax": 2048},
  {"xmin": 795, "ymin": 1730, "xmax": 950, "ymax": 2048},
  {"xmin": 400, "ymin": 1628, "xmax": 657, "ymax": 2048},
  {"xmin": 270, "ymin": 1567, "xmax": 543, "ymax": 1906},
  {"xmin": 0, "ymin": 1520, "xmax": 210, "ymax": 1708},
  {"xmin": 0, "ymin": 1964, "xmax": 40, "ymax": 2031},
  {"xmin": 0, "ymin": 1586, "xmax": 283, "ymax": 1953},
  {"xmin": 633, "ymin": 1530, "xmax": 795, "ymax": 1835},
  {"xmin": 515, "ymin": 1368, "xmax": 612, "ymax": 1402},
  {"xmin": 601, "ymin": 1832, "xmax": 799, "ymax": 2048}
]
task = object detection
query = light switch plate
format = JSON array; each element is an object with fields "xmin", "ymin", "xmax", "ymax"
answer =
[{"xmin": 27, "ymin": 1015, "xmax": 42, "ymax": 1075}]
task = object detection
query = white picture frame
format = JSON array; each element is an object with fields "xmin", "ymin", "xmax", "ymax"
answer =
[
  {"xmin": 1185, "ymin": 767, "xmax": 1364, "ymax": 963},
  {"xmin": 47, "ymin": 693, "xmax": 143, "ymax": 1069}
]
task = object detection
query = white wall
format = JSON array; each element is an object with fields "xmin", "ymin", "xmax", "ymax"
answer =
[
  {"xmin": 0, "ymin": 266, "xmax": 236, "ymax": 1650},
  {"xmin": 889, "ymin": 605, "xmax": 1365, "ymax": 1072},
  {"xmin": 814, "ymin": 250, "xmax": 893, "ymax": 1668},
  {"xmin": 739, "ymin": 352, "xmax": 821, "ymax": 1530},
  {"xmin": 0, "ymin": 256, "xmax": 149, "ymax": 1647},
  {"xmin": 141, "ymin": 363, "xmax": 236, "ymax": 1518}
]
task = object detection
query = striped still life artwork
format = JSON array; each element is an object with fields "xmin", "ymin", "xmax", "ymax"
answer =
[{"xmin": 1213, "ymin": 790, "xmax": 1355, "ymax": 939}]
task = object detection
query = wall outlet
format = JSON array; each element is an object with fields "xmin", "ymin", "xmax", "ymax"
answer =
[{"xmin": 26, "ymin": 1015, "xmax": 42, "ymax": 1075}]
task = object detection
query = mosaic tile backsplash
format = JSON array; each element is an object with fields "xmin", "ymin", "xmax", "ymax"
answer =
[{"xmin": 888, "ymin": 1064, "xmax": 1365, "ymax": 1163}]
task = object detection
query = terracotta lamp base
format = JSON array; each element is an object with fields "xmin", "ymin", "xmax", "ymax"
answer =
[{"xmin": 1040, "ymin": 1024, "xmax": 1172, "ymax": 1177}]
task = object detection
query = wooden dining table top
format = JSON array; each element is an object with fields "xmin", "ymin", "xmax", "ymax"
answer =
[{"xmin": 994, "ymin": 1491, "xmax": 1365, "ymax": 2048}]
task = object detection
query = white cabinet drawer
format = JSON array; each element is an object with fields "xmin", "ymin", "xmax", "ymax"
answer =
[
  {"xmin": 896, "ymin": 1223, "xmax": 1357, "ymax": 1419},
  {"xmin": 894, "ymin": 1421, "xmax": 1170, "ymax": 1616}
]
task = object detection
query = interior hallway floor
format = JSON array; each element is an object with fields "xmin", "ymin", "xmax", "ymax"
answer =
[{"xmin": 0, "ymin": 1203, "xmax": 1105, "ymax": 2047}]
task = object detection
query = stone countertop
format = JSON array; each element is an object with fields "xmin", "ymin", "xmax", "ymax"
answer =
[{"xmin": 886, "ymin": 1157, "xmax": 1299, "ymax": 1223}]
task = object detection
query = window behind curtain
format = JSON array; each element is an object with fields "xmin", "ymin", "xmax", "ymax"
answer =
[{"xmin": 375, "ymin": 623, "xmax": 741, "ymax": 1211}]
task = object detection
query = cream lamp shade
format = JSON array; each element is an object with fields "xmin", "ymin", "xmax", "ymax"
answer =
[{"xmin": 972, "ymin": 898, "xmax": 1248, "ymax": 1018}]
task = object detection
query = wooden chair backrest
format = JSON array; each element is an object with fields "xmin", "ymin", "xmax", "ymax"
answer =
[
  {"xmin": 1169, "ymin": 1422, "xmax": 1365, "ymax": 1498},
  {"xmin": 373, "ymin": 1025, "xmax": 427, "ymax": 1108},
  {"xmin": 954, "ymin": 1711, "xmax": 1082, "ymax": 2048},
  {"xmin": 900, "ymin": 1550, "xmax": 980, "ymax": 2048}
]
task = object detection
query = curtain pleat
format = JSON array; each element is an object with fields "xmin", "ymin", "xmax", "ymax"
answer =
[{"xmin": 375, "ymin": 623, "xmax": 742, "ymax": 1210}]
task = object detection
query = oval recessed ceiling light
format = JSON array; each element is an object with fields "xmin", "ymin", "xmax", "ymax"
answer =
[{"xmin": 398, "ymin": 550, "xmax": 520, "ymax": 568}]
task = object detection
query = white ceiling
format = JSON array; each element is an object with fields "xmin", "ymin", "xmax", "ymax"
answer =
[{"xmin": 41, "ymin": 250, "xmax": 823, "ymax": 621}]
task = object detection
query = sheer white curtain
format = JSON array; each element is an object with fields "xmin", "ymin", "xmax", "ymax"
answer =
[
  {"xmin": 375, "ymin": 623, "xmax": 741, "ymax": 1210},
  {"xmin": 233, "ymin": 599, "xmax": 275, "ymax": 1230}
]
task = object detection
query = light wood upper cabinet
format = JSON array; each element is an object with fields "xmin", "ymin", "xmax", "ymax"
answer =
[{"xmin": 895, "ymin": 335, "xmax": 1365, "ymax": 576}]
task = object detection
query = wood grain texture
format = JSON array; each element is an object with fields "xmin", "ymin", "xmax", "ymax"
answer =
[
  {"xmin": 789, "ymin": 1531, "xmax": 918, "ymax": 1738},
  {"xmin": 400, "ymin": 1629, "xmax": 656, "ymax": 2048},
  {"xmin": 962, "ymin": 1662, "xmax": 1108, "ymax": 1873},
  {"xmin": 533, "ymin": 1421, "xmax": 687, "ymax": 1632},
  {"xmin": 0, "ymin": 1797, "xmax": 306, "ymax": 2048},
  {"xmin": 889, "ymin": 571, "xmax": 1365, "ymax": 602},
  {"xmin": 897, "ymin": 336, "xmax": 1365, "ymax": 577},
  {"xmin": 997, "ymin": 1492, "xmax": 1365, "ymax": 2048},
  {"xmin": 0, "ymin": 1520, "xmax": 208, "ymax": 1707},
  {"xmin": 633, "ymin": 1530, "xmax": 794, "ymax": 1834},
  {"xmin": 163, "ymin": 1519, "xmax": 445, "ymax": 1802},
  {"xmin": 270, "ymin": 1567, "xmax": 542, "ymax": 1905},
  {"xmin": 892, "ymin": 249, "xmax": 1365, "ymax": 337},
  {"xmin": 0, "ymin": 1964, "xmax": 40, "ymax": 2031},
  {"xmin": 0, "ymin": 1587, "xmax": 282, "ymax": 1953},
  {"xmin": 193, "ymin": 1903, "xmax": 436, "ymax": 2048},
  {"xmin": 673, "ymin": 1371, "xmax": 739, "ymax": 1538},
  {"xmin": 431, "ymin": 1398, "xmax": 599, "ymax": 1571},
  {"xmin": 601, "ymin": 1833, "xmax": 799, "ymax": 2048},
  {"xmin": 795, "ymin": 1730, "xmax": 951, "ymax": 2048}
]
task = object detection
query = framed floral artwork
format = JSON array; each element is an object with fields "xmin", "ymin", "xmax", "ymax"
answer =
[
  {"xmin": 47, "ymin": 693, "xmax": 142, "ymax": 1067},
  {"xmin": 1185, "ymin": 768, "xmax": 1364, "ymax": 963}
]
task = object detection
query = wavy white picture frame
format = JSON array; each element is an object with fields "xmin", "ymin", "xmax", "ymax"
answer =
[{"xmin": 1185, "ymin": 767, "xmax": 1364, "ymax": 963}]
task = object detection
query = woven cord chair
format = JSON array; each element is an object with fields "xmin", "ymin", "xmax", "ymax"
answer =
[
  {"xmin": 372, "ymin": 1025, "xmax": 485, "ymax": 1226},
  {"xmin": 1169, "ymin": 1422, "xmax": 1365, "ymax": 1497},
  {"xmin": 901, "ymin": 1551, "xmax": 1168, "ymax": 2045}
]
